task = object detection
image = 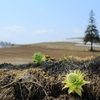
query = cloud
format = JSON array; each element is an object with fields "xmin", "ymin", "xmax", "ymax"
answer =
[
  {"xmin": 34, "ymin": 29, "xmax": 47, "ymax": 34},
  {"xmin": 49, "ymin": 30, "xmax": 55, "ymax": 32},
  {"xmin": 33, "ymin": 29, "xmax": 58, "ymax": 34},
  {"xmin": 72, "ymin": 29, "xmax": 84, "ymax": 34},
  {"xmin": 0, "ymin": 26, "xmax": 26, "ymax": 33}
]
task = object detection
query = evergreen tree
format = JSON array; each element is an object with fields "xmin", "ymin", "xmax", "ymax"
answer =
[{"xmin": 84, "ymin": 10, "xmax": 100, "ymax": 51}]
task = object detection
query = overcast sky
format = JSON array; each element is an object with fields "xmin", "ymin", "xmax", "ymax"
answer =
[{"xmin": 0, "ymin": 0, "xmax": 100, "ymax": 44}]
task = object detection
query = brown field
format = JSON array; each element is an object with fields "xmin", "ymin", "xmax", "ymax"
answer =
[{"xmin": 0, "ymin": 42, "xmax": 100, "ymax": 64}]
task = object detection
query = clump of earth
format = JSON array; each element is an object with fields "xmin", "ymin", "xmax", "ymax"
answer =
[{"xmin": 0, "ymin": 55, "xmax": 100, "ymax": 100}]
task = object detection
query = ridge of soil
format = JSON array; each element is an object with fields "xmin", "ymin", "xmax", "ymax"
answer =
[{"xmin": 0, "ymin": 55, "xmax": 100, "ymax": 100}]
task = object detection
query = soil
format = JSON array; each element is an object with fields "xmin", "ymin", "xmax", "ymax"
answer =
[{"xmin": 0, "ymin": 55, "xmax": 100, "ymax": 100}]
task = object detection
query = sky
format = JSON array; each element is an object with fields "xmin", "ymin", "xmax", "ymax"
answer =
[{"xmin": 0, "ymin": 0, "xmax": 100, "ymax": 44}]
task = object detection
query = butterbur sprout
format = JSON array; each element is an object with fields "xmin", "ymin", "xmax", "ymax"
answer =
[
  {"xmin": 32, "ymin": 52, "xmax": 45, "ymax": 64},
  {"xmin": 62, "ymin": 70, "xmax": 90, "ymax": 96}
]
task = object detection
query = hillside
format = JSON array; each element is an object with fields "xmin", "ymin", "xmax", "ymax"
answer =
[{"xmin": 0, "ymin": 41, "xmax": 100, "ymax": 64}]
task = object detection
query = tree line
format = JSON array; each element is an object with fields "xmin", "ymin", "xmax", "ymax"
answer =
[{"xmin": 0, "ymin": 41, "xmax": 11, "ymax": 48}]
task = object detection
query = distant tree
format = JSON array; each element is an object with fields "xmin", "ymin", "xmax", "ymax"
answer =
[{"xmin": 84, "ymin": 10, "xmax": 100, "ymax": 51}]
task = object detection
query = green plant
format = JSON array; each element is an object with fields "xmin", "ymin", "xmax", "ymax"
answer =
[
  {"xmin": 10, "ymin": 44, "xmax": 15, "ymax": 46},
  {"xmin": 32, "ymin": 52, "xmax": 45, "ymax": 64},
  {"xmin": 62, "ymin": 70, "xmax": 90, "ymax": 96},
  {"xmin": 60, "ymin": 55, "xmax": 67, "ymax": 61},
  {"xmin": 60, "ymin": 55, "xmax": 72, "ymax": 61}
]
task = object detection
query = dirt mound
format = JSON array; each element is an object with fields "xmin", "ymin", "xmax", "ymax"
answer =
[{"xmin": 0, "ymin": 56, "xmax": 100, "ymax": 100}]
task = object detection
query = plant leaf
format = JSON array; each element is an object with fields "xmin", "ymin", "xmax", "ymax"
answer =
[
  {"xmin": 74, "ymin": 88, "xmax": 82, "ymax": 96},
  {"xmin": 68, "ymin": 87, "xmax": 75, "ymax": 94}
]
